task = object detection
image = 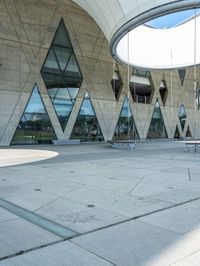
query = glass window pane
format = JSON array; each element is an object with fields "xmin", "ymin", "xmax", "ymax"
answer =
[
  {"xmin": 114, "ymin": 96, "xmax": 139, "ymax": 141},
  {"xmin": 68, "ymin": 88, "xmax": 79, "ymax": 100},
  {"xmin": 147, "ymin": 101, "xmax": 168, "ymax": 139},
  {"xmin": 11, "ymin": 85, "xmax": 56, "ymax": 145},
  {"xmin": 71, "ymin": 92, "xmax": 104, "ymax": 142},
  {"xmin": 48, "ymin": 88, "xmax": 58, "ymax": 99},
  {"xmin": 56, "ymin": 88, "xmax": 71, "ymax": 101},
  {"xmin": 54, "ymin": 46, "xmax": 72, "ymax": 71},
  {"xmin": 179, "ymin": 104, "xmax": 187, "ymax": 130},
  {"xmin": 41, "ymin": 18, "xmax": 83, "ymax": 131},
  {"xmin": 43, "ymin": 49, "xmax": 60, "ymax": 72},
  {"xmin": 80, "ymin": 98, "xmax": 95, "ymax": 116},
  {"xmin": 66, "ymin": 54, "xmax": 81, "ymax": 76},
  {"xmin": 54, "ymin": 20, "xmax": 71, "ymax": 47},
  {"xmin": 25, "ymin": 86, "xmax": 46, "ymax": 113}
]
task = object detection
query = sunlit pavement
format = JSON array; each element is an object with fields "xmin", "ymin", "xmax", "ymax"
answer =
[
  {"xmin": 0, "ymin": 149, "xmax": 58, "ymax": 167},
  {"xmin": 1, "ymin": 141, "xmax": 200, "ymax": 265}
]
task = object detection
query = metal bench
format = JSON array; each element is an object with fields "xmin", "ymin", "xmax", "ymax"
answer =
[{"xmin": 184, "ymin": 141, "xmax": 200, "ymax": 152}]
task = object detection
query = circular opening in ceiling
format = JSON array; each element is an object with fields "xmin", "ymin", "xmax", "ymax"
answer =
[{"xmin": 113, "ymin": 4, "xmax": 200, "ymax": 70}]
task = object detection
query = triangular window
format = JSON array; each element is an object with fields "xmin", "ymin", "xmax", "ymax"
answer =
[
  {"xmin": 179, "ymin": 104, "xmax": 187, "ymax": 131},
  {"xmin": 70, "ymin": 92, "xmax": 104, "ymax": 142},
  {"xmin": 11, "ymin": 85, "xmax": 56, "ymax": 145},
  {"xmin": 159, "ymin": 79, "xmax": 168, "ymax": 105},
  {"xmin": 147, "ymin": 100, "xmax": 168, "ymax": 139},
  {"xmin": 41, "ymin": 18, "xmax": 83, "ymax": 131},
  {"xmin": 111, "ymin": 64, "xmax": 123, "ymax": 101},
  {"xmin": 174, "ymin": 125, "xmax": 180, "ymax": 139},
  {"xmin": 186, "ymin": 126, "xmax": 192, "ymax": 137},
  {"xmin": 196, "ymin": 82, "xmax": 200, "ymax": 110},
  {"xmin": 178, "ymin": 69, "xmax": 186, "ymax": 86},
  {"xmin": 113, "ymin": 96, "xmax": 139, "ymax": 140}
]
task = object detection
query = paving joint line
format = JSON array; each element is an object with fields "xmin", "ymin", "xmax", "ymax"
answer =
[
  {"xmin": 0, "ymin": 239, "xmax": 65, "ymax": 262},
  {"xmin": 69, "ymin": 240, "xmax": 117, "ymax": 266},
  {"xmin": 71, "ymin": 195, "xmax": 200, "ymax": 240},
  {"xmin": 1, "ymin": 196, "xmax": 200, "ymax": 262},
  {"xmin": 0, "ymin": 199, "xmax": 79, "ymax": 239}
]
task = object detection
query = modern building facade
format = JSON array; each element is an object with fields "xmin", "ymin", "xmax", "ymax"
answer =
[{"xmin": 0, "ymin": 0, "xmax": 200, "ymax": 145}]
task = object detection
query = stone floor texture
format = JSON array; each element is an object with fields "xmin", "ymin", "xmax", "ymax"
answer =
[{"xmin": 0, "ymin": 141, "xmax": 200, "ymax": 265}]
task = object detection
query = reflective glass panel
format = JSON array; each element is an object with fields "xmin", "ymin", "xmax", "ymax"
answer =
[
  {"xmin": 11, "ymin": 85, "xmax": 56, "ymax": 145},
  {"xmin": 68, "ymin": 88, "xmax": 79, "ymax": 101},
  {"xmin": 186, "ymin": 126, "xmax": 192, "ymax": 137},
  {"xmin": 174, "ymin": 125, "xmax": 180, "ymax": 139},
  {"xmin": 65, "ymin": 54, "xmax": 81, "ymax": 77},
  {"xmin": 113, "ymin": 96, "xmax": 139, "ymax": 141},
  {"xmin": 147, "ymin": 100, "xmax": 168, "ymax": 139},
  {"xmin": 54, "ymin": 21, "xmax": 71, "ymax": 47},
  {"xmin": 111, "ymin": 65, "xmax": 123, "ymax": 101},
  {"xmin": 70, "ymin": 92, "xmax": 104, "ymax": 142},
  {"xmin": 54, "ymin": 46, "xmax": 71, "ymax": 70},
  {"xmin": 179, "ymin": 104, "xmax": 187, "ymax": 130},
  {"xmin": 25, "ymin": 86, "xmax": 46, "ymax": 113},
  {"xmin": 178, "ymin": 69, "xmax": 186, "ymax": 86},
  {"xmin": 43, "ymin": 49, "xmax": 60, "ymax": 73},
  {"xmin": 41, "ymin": 18, "xmax": 83, "ymax": 131},
  {"xmin": 159, "ymin": 80, "xmax": 168, "ymax": 106}
]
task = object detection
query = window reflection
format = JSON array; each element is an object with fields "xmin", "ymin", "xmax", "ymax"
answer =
[
  {"xmin": 147, "ymin": 100, "xmax": 168, "ymax": 139},
  {"xmin": 11, "ymin": 85, "xmax": 56, "ymax": 145},
  {"xmin": 41, "ymin": 18, "xmax": 83, "ymax": 131},
  {"xmin": 70, "ymin": 92, "xmax": 104, "ymax": 142},
  {"xmin": 113, "ymin": 96, "xmax": 139, "ymax": 141},
  {"xmin": 179, "ymin": 104, "xmax": 187, "ymax": 131},
  {"xmin": 174, "ymin": 125, "xmax": 180, "ymax": 139}
]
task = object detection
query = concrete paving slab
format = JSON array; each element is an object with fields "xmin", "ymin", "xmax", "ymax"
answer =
[
  {"xmin": 0, "ymin": 182, "xmax": 36, "ymax": 199},
  {"xmin": 140, "ymin": 204, "xmax": 200, "ymax": 235},
  {"xmin": 35, "ymin": 198, "xmax": 88, "ymax": 216},
  {"xmin": 64, "ymin": 187, "xmax": 173, "ymax": 218},
  {"xmin": 148, "ymin": 188, "xmax": 200, "ymax": 204},
  {"xmin": 37, "ymin": 204, "xmax": 127, "ymax": 234},
  {"xmin": 0, "ymin": 241, "xmax": 113, "ymax": 266},
  {"xmin": 5, "ymin": 192, "xmax": 58, "ymax": 212},
  {"xmin": 0, "ymin": 218, "xmax": 61, "ymax": 259},
  {"xmin": 72, "ymin": 219, "xmax": 200, "ymax": 266},
  {"xmin": 184, "ymin": 198, "xmax": 200, "ymax": 210},
  {"xmin": 172, "ymin": 250, "xmax": 200, "ymax": 266},
  {"xmin": 1, "ymin": 143, "xmax": 200, "ymax": 265},
  {"xmin": 0, "ymin": 207, "xmax": 19, "ymax": 222}
]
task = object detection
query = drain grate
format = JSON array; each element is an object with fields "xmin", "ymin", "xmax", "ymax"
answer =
[{"xmin": 0, "ymin": 199, "xmax": 79, "ymax": 239}]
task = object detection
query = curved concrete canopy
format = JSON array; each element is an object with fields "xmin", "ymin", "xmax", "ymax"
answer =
[
  {"xmin": 72, "ymin": 0, "xmax": 200, "ymax": 69},
  {"xmin": 72, "ymin": 0, "xmax": 182, "ymax": 42}
]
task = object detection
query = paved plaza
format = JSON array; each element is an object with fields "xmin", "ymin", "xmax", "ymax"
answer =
[{"xmin": 1, "ymin": 141, "xmax": 200, "ymax": 265}]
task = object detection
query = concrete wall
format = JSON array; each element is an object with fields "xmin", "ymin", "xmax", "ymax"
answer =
[{"xmin": 0, "ymin": 0, "xmax": 199, "ymax": 145}]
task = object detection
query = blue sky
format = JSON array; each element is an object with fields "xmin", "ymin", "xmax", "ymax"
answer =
[{"xmin": 146, "ymin": 9, "xmax": 200, "ymax": 29}]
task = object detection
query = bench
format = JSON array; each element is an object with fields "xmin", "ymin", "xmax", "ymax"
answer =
[
  {"xmin": 111, "ymin": 141, "xmax": 136, "ymax": 150},
  {"xmin": 52, "ymin": 139, "xmax": 80, "ymax": 145},
  {"xmin": 184, "ymin": 141, "xmax": 200, "ymax": 152}
]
